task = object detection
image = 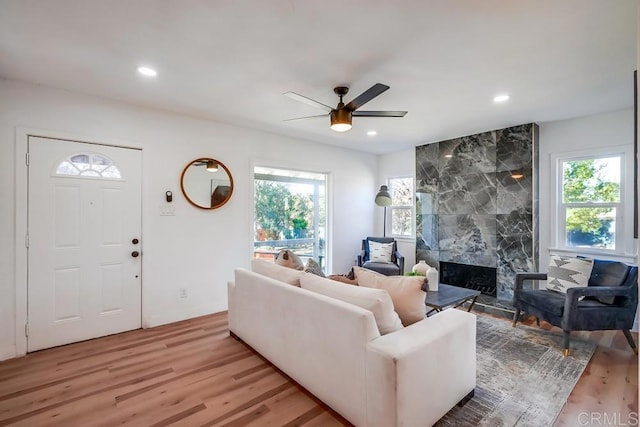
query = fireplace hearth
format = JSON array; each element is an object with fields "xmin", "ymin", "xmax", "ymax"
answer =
[{"xmin": 440, "ymin": 261, "xmax": 497, "ymax": 297}]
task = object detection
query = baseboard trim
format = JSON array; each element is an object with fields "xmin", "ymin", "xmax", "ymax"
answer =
[
  {"xmin": 144, "ymin": 304, "xmax": 221, "ymax": 329},
  {"xmin": 0, "ymin": 345, "xmax": 17, "ymax": 362}
]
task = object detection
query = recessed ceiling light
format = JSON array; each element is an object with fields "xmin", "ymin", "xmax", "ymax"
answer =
[
  {"xmin": 444, "ymin": 154, "xmax": 453, "ymax": 158},
  {"xmin": 137, "ymin": 66, "xmax": 157, "ymax": 77},
  {"xmin": 367, "ymin": 130, "xmax": 377, "ymax": 136},
  {"xmin": 493, "ymin": 94, "xmax": 510, "ymax": 103}
]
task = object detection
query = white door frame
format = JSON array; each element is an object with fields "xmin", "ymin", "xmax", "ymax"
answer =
[{"xmin": 14, "ymin": 126, "xmax": 144, "ymax": 357}]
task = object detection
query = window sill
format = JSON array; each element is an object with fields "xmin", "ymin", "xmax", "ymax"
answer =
[
  {"xmin": 389, "ymin": 236, "xmax": 416, "ymax": 243},
  {"xmin": 548, "ymin": 247, "xmax": 638, "ymax": 262}
]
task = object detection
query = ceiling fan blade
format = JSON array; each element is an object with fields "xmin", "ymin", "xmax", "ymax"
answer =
[
  {"xmin": 352, "ymin": 110, "xmax": 407, "ymax": 117},
  {"xmin": 284, "ymin": 92, "xmax": 333, "ymax": 112},
  {"xmin": 344, "ymin": 83, "xmax": 390, "ymax": 111},
  {"xmin": 283, "ymin": 114, "xmax": 328, "ymax": 122}
]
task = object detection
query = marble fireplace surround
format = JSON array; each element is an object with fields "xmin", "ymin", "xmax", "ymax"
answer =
[{"xmin": 416, "ymin": 123, "xmax": 539, "ymax": 302}]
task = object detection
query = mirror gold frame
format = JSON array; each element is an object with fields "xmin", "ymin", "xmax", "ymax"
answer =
[{"xmin": 180, "ymin": 158, "xmax": 234, "ymax": 209}]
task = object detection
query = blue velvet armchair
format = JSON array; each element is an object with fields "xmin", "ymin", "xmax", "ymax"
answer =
[
  {"xmin": 512, "ymin": 259, "xmax": 638, "ymax": 356},
  {"xmin": 357, "ymin": 237, "xmax": 404, "ymax": 276}
]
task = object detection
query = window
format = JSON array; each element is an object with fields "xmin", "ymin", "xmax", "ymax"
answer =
[
  {"xmin": 253, "ymin": 166, "xmax": 328, "ymax": 272},
  {"xmin": 554, "ymin": 146, "xmax": 634, "ymax": 255},
  {"xmin": 388, "ymin": 177, "xmax": 414, "ymax": 237},
  {"xmin": 55, "ymin": 153, "xmax": 122, "ymax": 179}
]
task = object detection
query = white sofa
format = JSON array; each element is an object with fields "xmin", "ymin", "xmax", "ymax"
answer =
[{"xmin": 227, "ymin": 267, "xmax": 476, "ymax": 426}]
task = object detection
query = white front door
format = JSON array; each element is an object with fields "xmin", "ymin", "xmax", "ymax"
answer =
[{"xmin": 27, "ymin": 136, "xmax": 142, "ymax": 352}]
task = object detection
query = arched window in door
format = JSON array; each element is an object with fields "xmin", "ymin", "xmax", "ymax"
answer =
[{"xmin": 54, "ymin": 153, "xmax": 122, "ymax": 179}]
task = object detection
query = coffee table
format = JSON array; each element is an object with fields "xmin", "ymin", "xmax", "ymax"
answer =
[{"xmin": 425, "ymin": 283, "xmax": 481, "ymax": 316}]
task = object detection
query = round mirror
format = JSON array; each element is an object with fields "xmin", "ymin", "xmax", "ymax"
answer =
[{"xmin": 180, "ymin": 158, "xmax": 234, "ymax": 209}]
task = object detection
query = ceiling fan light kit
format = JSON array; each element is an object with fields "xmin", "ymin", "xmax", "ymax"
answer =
[
  {"xmin": 330, "ymin": 109, "xmax": 352, "ymax": 132},
  {"xmin": 285, "ymin": 83, "xmax": 407, "ymax": 132}
]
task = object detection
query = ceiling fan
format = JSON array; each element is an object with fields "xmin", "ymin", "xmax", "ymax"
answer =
[{"xmin": 284, "ymin": 83, "xmax": 407, "ymax": 132}]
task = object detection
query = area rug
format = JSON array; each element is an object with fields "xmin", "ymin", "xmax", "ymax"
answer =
[{"xmin": 435, "ymin": 315, "xmax": 596, "ymax": 427}]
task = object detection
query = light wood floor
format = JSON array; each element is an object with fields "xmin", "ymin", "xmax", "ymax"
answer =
[{"xmin": 0, "ymin": 312, "xmax": 636, "ymax": 426}]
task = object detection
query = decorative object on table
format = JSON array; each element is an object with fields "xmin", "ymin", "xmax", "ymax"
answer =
[
  {"xmin": 513, "ymin": 258, "xmax": 638, "ymax": 356},
  {"xmin": 374, "ymin": 185, "xmax": 392, "ymax": 236},
  {"xmin": 435, "ymin": 315, "xmax": 596, "ymax": 427},
  {"xmin": 426, "ymin": 265, "xmax": 439, "ymax": 291},
  {"xmin": 411, "ymin": 260, "xmax": 429, "ymax": 276},
  {"xmin": 357, "ymin": 237, "xmax": 404, "ymax": 276}
]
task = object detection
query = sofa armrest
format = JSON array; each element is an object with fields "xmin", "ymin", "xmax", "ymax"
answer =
[
  {"xmin": 365, "ymin": 309, "xmax": 476, "ymax": 427},
  {"xmin": 515, "ymin": 272, "xmax": 547, "ymax": 290},
  {"xmin": 564, "ymin": 285, "xmax": 634, "ymax": 321},
  {"xmin": 394, "ymin": 251, "xmax": 405, "ymax": 273}
]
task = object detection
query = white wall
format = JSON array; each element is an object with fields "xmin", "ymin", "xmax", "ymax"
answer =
[
  {"xmin": 0, "ymin": 79, "xmax": 377, "ymax": 360},
  {"xmin": 537, "ymin": 108, "xmax": 637, "ymax": 267},
  {"xmin": 377, "ymin": 148, "xmax": 416, "ymax": 272}
]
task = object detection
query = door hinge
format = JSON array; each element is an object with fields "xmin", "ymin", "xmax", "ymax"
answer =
[
  {"xmin": 25, "ymin": 152, "xmax": 29, "ymax": 166},
  {"xmin": 25, "ymin": 234, "xmax": 29, "ymax": 249},
  {"xmin": 24, "ymin": 323, "xmax": 29, "ymax": 337}
]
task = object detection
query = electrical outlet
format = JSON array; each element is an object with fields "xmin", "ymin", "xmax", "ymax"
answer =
[{"xmin": 179, "ymin": 287, "xmax": 188, "ymax": 298}]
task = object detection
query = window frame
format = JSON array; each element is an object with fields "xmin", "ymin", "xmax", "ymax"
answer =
[
  {"xmin": 551, "ymin": 145, "xmax": 635, "ymax": 257},
  {"xmin": 251, "ymin": 164, "xmax": 330, "ymax": 273},
  {"xmin": 386, "ymin": 176, "xmax": 415, "ymax": 240}
]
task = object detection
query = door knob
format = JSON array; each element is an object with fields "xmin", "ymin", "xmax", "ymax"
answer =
[{"xmin": 131, "ymin": 251, "xmax": 140, "ymax": 258}]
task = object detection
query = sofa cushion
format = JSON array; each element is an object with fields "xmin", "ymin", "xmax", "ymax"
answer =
[
  {"xmin": 354, "ymin": 267, "xmax": 427, "ymax": 326},
  {"xmin": 368, "ymin": 240, "xmax": 394, "ymax": 263},
  {"xmin": 275, "ymin": 249, "xmax": 304, "ymax": 270},
  {"xmin": 304, "ymin": 258, "xmax": 325, "ymax": 278},
  {"xmin": 328, "ymin": 274, "xmax": 359, "ymax": 285},
  {"xmin": 362, "ymin": 261, "xmax": 400, "ymax": 276},
  {"xmin": 587, "ymin": 259, "xmax": 630, "ymax": 305},
  {"xmin": 546, "ymin": 255, "xmax": 593, "ymax": 295},
  {"xmin": 300, "ymin": 273, "xmax": 403, "ymax": 335},
  {"xmin": 517, "ymin": 289, "xmax": 566, "ymax": 317},
  {"xmin": 251, "ymin": 259, "xmax": 305, "ymax": 286}
]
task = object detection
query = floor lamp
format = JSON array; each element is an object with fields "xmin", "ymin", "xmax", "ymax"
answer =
[{"xmin": 375, "ymin": 185, "xmax": 392, "ymax": 237}]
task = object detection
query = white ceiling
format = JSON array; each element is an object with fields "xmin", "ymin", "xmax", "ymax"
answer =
[{"xmin": 0, "ymin": 0, "xmax": 636, "ymax": 154}]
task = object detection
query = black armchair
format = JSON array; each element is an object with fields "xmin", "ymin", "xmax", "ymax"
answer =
[
  {"xmin": 512, "ymin": 259, "xmax": 638, "ymax": 356},
  {"xmin": 357, "ymin": 237, "xmax": 404, "ymax": 276}
]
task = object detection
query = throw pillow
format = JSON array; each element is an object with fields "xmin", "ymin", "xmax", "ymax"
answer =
[
  {"xmin": 251, "ymin": 259, "xmax": 305, "ymax": 286},
  {"xmin": 587, "ymin": 259, "xmax": 630, "ymax": 305},
  {"xmin": 300, "ymin": 273, "xmax": 403, "ymax": 335},
  {"xmin": 304, "ymin": 258, "xmax": 326, "ymax": 278},
  {"xmin": 275, "ymin": 249, "xmax": 304, "ymax": 270},
  {"xmin": 328, "ymin": 274, "xmax": 359, "ymax": 285},
  {"xmin": 368, "ymin": 241, "xmax": 394, "ymax": 264},
  {"xmin": 353, "ymin": 266, "xmax": 427, "ymax": 326},
  {"xmin": 546, "ymin": 255, "xmax": 593, "ymax": 295}
]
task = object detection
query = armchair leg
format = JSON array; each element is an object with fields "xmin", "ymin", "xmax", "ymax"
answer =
[
  {"xmin": 512, "ymin": 309, "xmax": 520, "ymax": 327},
  {"xmin": 622, "ymin": 330, "xmax": 639, "ymax": 355},
  {"xmin": 562, "ymin": 331, "xmax": 571, "ymax": 357}
]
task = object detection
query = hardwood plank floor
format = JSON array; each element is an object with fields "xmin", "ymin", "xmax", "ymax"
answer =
[{"xmin": 0, "ymin": 311, "xmax": 636, "ymax": 426}]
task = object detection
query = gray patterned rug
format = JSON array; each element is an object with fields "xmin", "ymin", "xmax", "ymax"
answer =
[{"xmin": 436, "ymin": 315, "xmax": 596, "ymax": 427}]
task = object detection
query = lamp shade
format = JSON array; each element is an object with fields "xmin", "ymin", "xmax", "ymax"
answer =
[
  {"xmin": 375, "ymin": 185, "xmax": 392, "ymax": 206},
  {"xmin": 206, "ymin": 160, "xmax": 219, "ymax": 172}
]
